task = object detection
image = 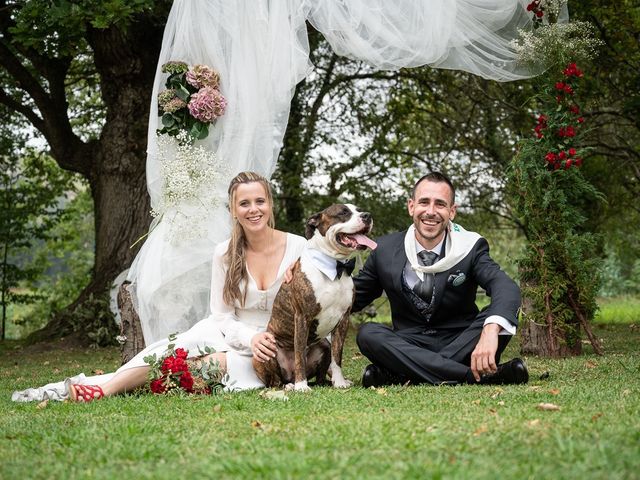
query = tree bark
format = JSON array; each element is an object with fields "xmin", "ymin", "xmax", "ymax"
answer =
[
  {"xmin": 519, "ymin": 279, "xmax": 582, "ymax": 357},
  {"xmin": 520, "ymin": 319, "xmax": 582, "ymax": 357},
  {"xmin": 118, "ymin": 282, "xmax": 146, "ymax": 364}
]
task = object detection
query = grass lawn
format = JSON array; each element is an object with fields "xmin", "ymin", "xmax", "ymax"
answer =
[
  {"xmin": 1, "ymin": 319, "xmax": 639, "ymax": 479},
  {"xmin": 595, "ymin": 296, "xmax": 640, "ymax": 324}
]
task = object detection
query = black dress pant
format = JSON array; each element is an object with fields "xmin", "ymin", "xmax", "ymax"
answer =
[{"xmin": 356, "ymin": 321, "xmax": 511, "ymax": 385}]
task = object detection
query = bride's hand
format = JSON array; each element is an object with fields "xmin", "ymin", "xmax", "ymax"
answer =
[
  {"xmin": 283, "ymin": 261, "xmax": 296, "ymax": 283},
  {"xmin": 251, "ymin": 331, "xmax": 277, "ymax": 362}
]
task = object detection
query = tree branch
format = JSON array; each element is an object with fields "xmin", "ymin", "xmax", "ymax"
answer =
[
  {"xmin": 0, "ymin": 41, "xmax": 52, "ymax": 109},
  {"xmin": 0, "ymin": 5, "xmax": 88, "ymax": 174},
  {"xmin": 0, "ymin": 86, "xmax": 44, "ymax": 131}
]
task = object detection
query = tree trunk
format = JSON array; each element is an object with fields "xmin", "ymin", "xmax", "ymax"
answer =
[
  {"xmin": 275, "ymin": 81, "xmax": 307, "ymax": 233},
  {"xmin": 118, "ymin": 282, "xmax": 145, "ymax": 364},
  {"xmin": 520, "ymin": 319, "xmax": 582, "ymax": 357},
  {"xmin": 26, "ymin": 18, "xmax": 162, "ymax": 344},
  {"xmin": 519, "ymin": 280, "xmax": 582, "ymax": 357}
]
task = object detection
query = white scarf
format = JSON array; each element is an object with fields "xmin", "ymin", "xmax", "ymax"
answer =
[{"xmin": 404, "ymin": 222, "xmax": 482, "ymax": 280}]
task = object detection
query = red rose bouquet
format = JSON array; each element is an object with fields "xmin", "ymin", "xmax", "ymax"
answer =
[{"xmin": 144, "ymin": 334, "xmax": 225, "ymax": 395}]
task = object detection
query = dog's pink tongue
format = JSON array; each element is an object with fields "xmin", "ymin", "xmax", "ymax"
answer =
[{"xmin": 352, "ymin": 234, "xmax": 377, "ymax": 250}]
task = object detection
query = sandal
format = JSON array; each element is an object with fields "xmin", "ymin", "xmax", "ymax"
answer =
[{"xmin": 69, "ymin": 384, "xmax": 105, "ymax": 402}]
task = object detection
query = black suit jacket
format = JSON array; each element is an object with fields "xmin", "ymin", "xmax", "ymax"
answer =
[{"xmin": 353, "ymin": 230, "xmax": 521, "ymax": 331}]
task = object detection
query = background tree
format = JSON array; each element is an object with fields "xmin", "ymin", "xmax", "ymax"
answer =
[
  {"xmin": 0, "ymin": 119, "xmax": 72, "ymax": 340},
  {"xmin": 574, "ymin": 1, "xmax": 640, "ymax": 292},
  {"xmin": 0, "ymin": 0, "xmax": 170, "ymax": 341},
  {"xmin": 19, "ymin": 187, "xmax": 98, "ymax": 341},
  {"xmin": 274, "ymin": 29, "xmax": 404, "ymax": 233}
]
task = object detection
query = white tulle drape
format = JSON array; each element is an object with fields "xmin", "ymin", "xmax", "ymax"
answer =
[
  {"xmin": 128, "ymin": 0, "xmax": 547, "ymax": 344},
  {"xmin": 127, "ymin": 0, "xmax": 310, "ymax": 342}
]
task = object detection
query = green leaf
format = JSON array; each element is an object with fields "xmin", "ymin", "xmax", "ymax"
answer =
[
  {"xmin": 189, "ymin": 124, "xmax": 201, "ymax": 140},
  {"xmin": 175, "ymin": 86, "xmax": 191, "ymax": 102},
  {"xmin": 143, "ymin": 354, "xmax": 156, "ymax": 365},
  {"xmin": 161, "ymin": 114, "xmax": 176, "ymax": 128},
  {"xmin": 167, "ymin": 73, "xmax": 186, "ymax": 90},
  {"xmin": 196, "ymin": 124, "xmax": 209, "ymax": 140}
]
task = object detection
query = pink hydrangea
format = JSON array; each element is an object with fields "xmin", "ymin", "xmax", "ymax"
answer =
[
  {"xmin": 186, "ymin": 64, "xmax": 220, "ymax": 89},
  {"xmin": 188, "ymin": 87, "xmax": 227, "ymax": 123}
]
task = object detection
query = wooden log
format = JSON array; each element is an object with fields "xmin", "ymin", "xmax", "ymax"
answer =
[{"xmin": 117, "ymin": 281, "xmax": 146, "ymax": 365}]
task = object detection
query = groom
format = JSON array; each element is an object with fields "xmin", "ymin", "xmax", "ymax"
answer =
[{"xmin": 354, "ymin": 172, "xmax": 529, "ymax": 387}]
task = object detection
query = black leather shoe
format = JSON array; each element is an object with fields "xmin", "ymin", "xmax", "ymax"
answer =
[
  {"xmin": 479, "ymin": 358, "xmax": 529, "ymax": 385},
  {"xmin": 361, "ymin": 364, "xmax": 405, "ymax": 388}
]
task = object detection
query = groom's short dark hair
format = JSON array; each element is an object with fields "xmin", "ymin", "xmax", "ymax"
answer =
[{"xmin": 411, "ymin": 172, "xmax": 456, "ymax": 204}]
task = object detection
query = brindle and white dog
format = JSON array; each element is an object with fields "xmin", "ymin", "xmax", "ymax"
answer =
[{"xmin": 253, "ymin": 204, "xmax": 376, "ymax": 391}]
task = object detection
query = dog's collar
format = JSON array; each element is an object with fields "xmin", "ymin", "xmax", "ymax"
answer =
[{"xmin": 303, "ymin": 247, "xmax": 352, "ymax": 281}]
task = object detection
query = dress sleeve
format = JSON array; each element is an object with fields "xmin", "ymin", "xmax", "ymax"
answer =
[
  {"xmin": 288, "ymin": 233, "xmax": 307, "ymax": 259},
  {"xmin": 209, "ymin": 242, "xmax": 257, "ymax": 351}
]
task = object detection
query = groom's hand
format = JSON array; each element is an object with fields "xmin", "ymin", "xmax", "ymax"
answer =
[{"xmin": 470, "ymin": 323, "xmax": 500, "ymax": 382}]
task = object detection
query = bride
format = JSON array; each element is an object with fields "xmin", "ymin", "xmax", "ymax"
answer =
[{"xmin": 12, "ymin": 171, "xmax": 307, "ymax": 402}]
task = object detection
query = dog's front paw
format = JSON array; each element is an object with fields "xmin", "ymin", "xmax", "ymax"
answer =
[
  {"xmin": 293, "ymin": 380, "xmax": 311, "ymax": 392},
  {"xmin": 332, "ymin": 377, "xmax": 353, "ymax": 389},
  {"xmin": 330, "ymin": 365, "xmax": 352, "ymax": 388}
]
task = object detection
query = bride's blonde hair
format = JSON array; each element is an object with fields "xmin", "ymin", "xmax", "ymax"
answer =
[{"xmin": 223, "ymin": 171, "xmax": 275, "ymax": 307}]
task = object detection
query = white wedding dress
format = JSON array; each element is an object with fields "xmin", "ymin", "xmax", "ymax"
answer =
[{"xmin": 12, "ymin": 233, "xmax": 307, "ymax": 402}]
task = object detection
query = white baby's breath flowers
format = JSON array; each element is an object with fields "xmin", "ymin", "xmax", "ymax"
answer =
[
  {"xmin": 152, "ymin": 132, "xmax": 225, "ymax": 244},
  {"xmin": 511, "ymin": 21, "xmax": 603, "ymax": 68}
]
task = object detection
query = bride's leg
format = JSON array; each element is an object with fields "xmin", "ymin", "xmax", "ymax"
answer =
[
  {"xmin": 103, "ymin": 352, "xmax": 227, "ymax": 397},
  {"xmin": 73, "ymin": 352, "xmax": 228, "ymax": 399},
  {"xmin": 69, "ymin": 366, "xmax": 150, "ymax": 401},
  {"xmin": 100, "ymin": 366, "xmax": 150, "ymax": 396}
]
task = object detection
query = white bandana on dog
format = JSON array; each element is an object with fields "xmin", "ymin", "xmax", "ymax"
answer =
[
  {"xmin": 405, "ymin": 222, "xmax": 481, "ymax": 280},
  {"xmin": 302, "ymin": 246, "xmax": 340, "ymax": 281}
]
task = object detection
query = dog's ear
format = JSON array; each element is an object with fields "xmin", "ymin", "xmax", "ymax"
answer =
[{"xmin": 305, "ymin": 212, "xmax": 322, "ymax": 239}]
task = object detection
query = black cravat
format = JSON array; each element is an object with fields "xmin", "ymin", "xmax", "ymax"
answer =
[
  {"xmin": 413, "ymin": 250, "xmax": 438, "ymax": 303},
  {"xmin": 336, "ymin": 258, "xmax": 356, "ymax": 278}
]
